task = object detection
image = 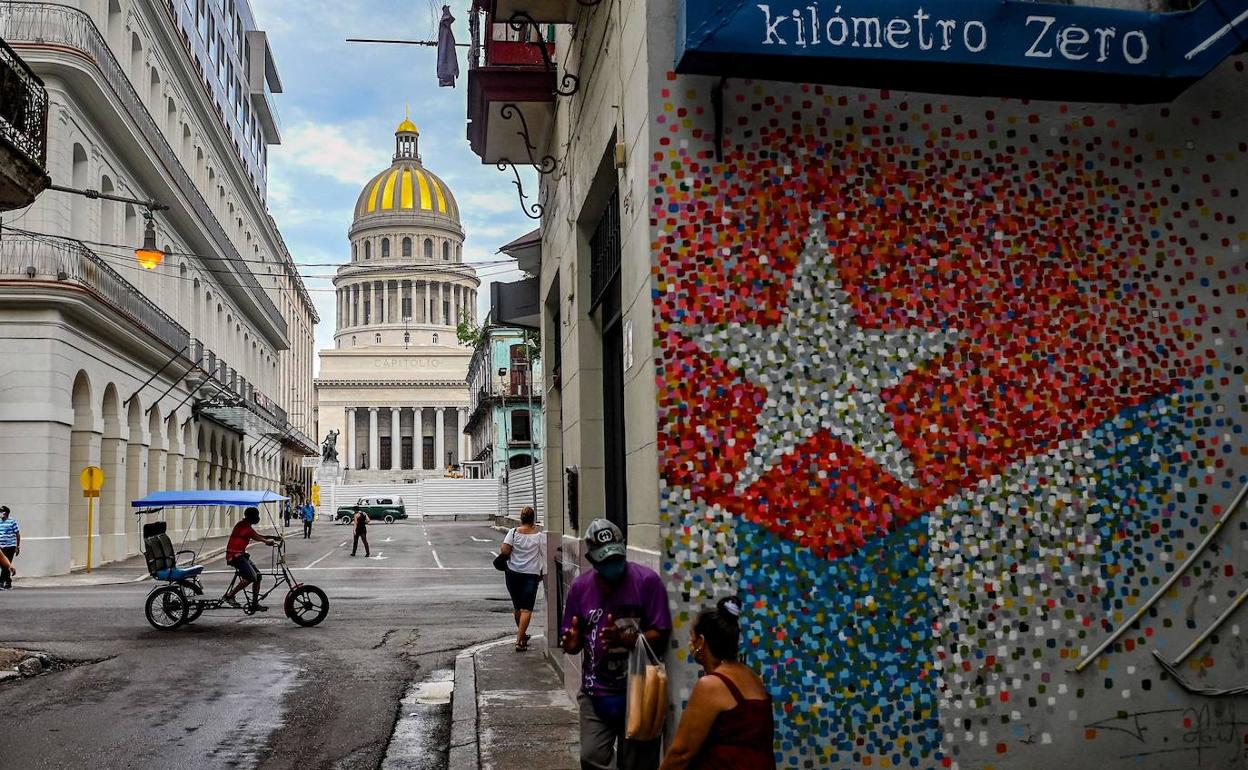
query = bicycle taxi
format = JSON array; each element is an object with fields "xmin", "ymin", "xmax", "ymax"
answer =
[{"xmin": 131, "ymin": 490, "xmax": 329, "ymax": 630}]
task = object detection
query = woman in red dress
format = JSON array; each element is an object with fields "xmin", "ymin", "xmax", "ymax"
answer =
[{"xmin": 659, "ymin": 596, "xmax": 776, "ymax": 770}]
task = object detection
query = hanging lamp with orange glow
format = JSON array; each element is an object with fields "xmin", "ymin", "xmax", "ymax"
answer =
[{"xmin": 135, "ymin": 210, "xmax": 165, "ymax": 270}]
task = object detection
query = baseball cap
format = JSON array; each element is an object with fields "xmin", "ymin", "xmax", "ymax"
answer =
[{"xmin": 584, "ymin": 519, "xmax": 626, "ymax": 563}]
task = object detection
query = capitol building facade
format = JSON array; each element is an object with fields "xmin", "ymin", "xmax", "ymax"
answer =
[{"xmin": 315, "ymin": 119, "xmax": 479, "ymax": 481}]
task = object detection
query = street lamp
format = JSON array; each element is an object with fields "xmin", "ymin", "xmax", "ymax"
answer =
[
  {"xmin": 403, "ymin": 315, "xmax": 412, "ymax": 349},
  {"xmin": 134, "ymin": 210, "xmax": 165, "ymax": 270}
]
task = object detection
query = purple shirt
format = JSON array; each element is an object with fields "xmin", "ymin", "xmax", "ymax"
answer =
[{"xmin": 561, "ymin": 562, "xmax": 672, "ymax": 697}]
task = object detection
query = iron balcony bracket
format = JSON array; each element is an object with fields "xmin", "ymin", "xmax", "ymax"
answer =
[
  {"xmin": 496, "ymin": 160, "xmax": 544, "ymax": 220},
  {"xmin": 507, "ymin": 12, "xmax": 580, "ymax": 97}
]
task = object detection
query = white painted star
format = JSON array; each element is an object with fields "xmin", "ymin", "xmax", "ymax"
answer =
[{"xmin": 689, "ymin": 212, "xmax": 958, "ymax": 492}]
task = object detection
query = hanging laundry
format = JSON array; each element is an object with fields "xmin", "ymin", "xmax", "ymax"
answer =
[{"xmin": 436, "ymin": 5, "xmax": 459, "ymax": 87}]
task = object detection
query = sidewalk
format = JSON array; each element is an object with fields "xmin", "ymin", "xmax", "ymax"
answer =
[
  {"xmin": 450, "ymin": 635, "xmax": 580, "ymax": 770},
  {"xmin": 12, "ymin": 536, "xmax": 229, "ymax": 588}
]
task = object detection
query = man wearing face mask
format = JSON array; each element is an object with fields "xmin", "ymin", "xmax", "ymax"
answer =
[{"xmin": 561, "ymin": 519, "xmax": 672, "ymax": 770}]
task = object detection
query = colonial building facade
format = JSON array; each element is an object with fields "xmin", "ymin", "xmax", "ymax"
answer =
[
  {"xmin": 315, "ymin": 119, "xmax": 479, "ymax": 483},
  {"xmin": 0, "ymin": 0, "xmax": 317, "ymax": 577}
]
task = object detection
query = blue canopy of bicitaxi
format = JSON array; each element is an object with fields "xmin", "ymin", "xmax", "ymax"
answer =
[{"xmin": 130, "ymin": 490, "xmax": 289, "ymax": 509}]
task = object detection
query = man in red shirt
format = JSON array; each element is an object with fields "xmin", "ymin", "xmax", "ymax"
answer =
[{"xmin": 223, "ymin": 506, "xmax": 279, "ymax": 611}]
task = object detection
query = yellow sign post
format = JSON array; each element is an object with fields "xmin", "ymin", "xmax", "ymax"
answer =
[
  {"xmin": 311, "ymin": 484, "xmax": 320, "ymax": 507},
  {"xmin": 80, "ymin": 466, "xmax": 104, "ymax": 573}
]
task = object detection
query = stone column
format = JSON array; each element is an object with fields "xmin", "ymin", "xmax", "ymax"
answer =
[
  {"xmin": 434, "ymin": 406, "xmax": 445, "ymax": 470},
  {"xmin": 390, "ymin": 407, "xmax": 400, "ymax": 472},
  {"xmin": 98, "ymin": 434, "xmax": 128, "ymax": 563},
  {"xmin": 414, "ymin": 407, "xmax": 424, "ymax": 470},
  {"xmin": 425, "ymin": 281, "xmax": 431, "ymax": 324},
  {"xmin": 345, "ymin": 407, "xmax": 356, "ymax": 470},
  {"xmin": 368, "ymin": 407, "xmax": 379, "ymax": 470},
  {"xmin": 438, "ymin": 283, "xmax": 445, "ymax": 325},
  {"xmin": 459, "ymin": 407, "xmax": 469, "ymax": 466},
  {"xmin": 125, "ymin": 431, "xmax": 149, "ymax": 556},
  {"xmin": 403, "ymin": 280, "xmax": 411, "ymax": 321},
  {"xmin": 183, "ymin": 451, "xmax": 198, "ymax": 492}
]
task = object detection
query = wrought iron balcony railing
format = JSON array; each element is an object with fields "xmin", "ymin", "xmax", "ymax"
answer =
[
  {"xmin": 0, "ymin": 36, "xmax": 47, "ymax": 169},
  {"xmin": 0, "ymin": 231, "xmax": 189, "ymax": 353},
  {"xmin": 0, "ymin": 3, "xmax": 287, "ymax": 337}
]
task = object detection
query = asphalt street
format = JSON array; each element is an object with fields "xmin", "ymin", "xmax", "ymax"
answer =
[{"xmin": 0, "ymin": 519, "xmax": 523, "ymax": 770}]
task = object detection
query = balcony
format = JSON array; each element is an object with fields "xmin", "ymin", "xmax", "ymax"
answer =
[
  {"xmin": 483, "ymin": 0, "xmax": 593, "ymax": 24},
  {"xmin": 0, "ymin": 36, "xmax": 48, "ymax": 210},
  {"xmin": 467, "ymin": 3, "xmax": 557, "ymax": 166},
  {"xmin": 245, "ymin": 30, "xmax": 283, "ymax": 144},
  {"xmin": 0, "ymin": 231, "xmax": 189, "ymax": 353}
]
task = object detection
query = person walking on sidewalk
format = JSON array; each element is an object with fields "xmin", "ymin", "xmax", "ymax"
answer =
[
  {"xmin": 560, "ymin": 519, "xmax": 672, "ymax": 770},
  {"xmin": 350, "ymin": 507, "xmax": 370, "ymax": 557},
  {"xmin": 500, "ymin": 506, "xmax": 545, "ymax": 651},
  {"xmin": 659, "ymin": 597, "xmax": 775, "ymax": 770},
  {"xmin": 301, "ymin": 500, "xmax": 315, "ymax": 539},
  {"xmin": 0, "ymin": 506, "xmax": 19, "ymax": 590}
]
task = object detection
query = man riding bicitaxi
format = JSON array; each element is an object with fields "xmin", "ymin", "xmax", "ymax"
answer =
[{"xmin": 223, "ymin": 506, "xmax": 279, "ymax": 612}]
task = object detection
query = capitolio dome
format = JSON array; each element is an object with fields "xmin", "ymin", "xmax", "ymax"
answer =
[{"xmin": 352, "ymin": 116, "xmax": 460, "ymax": 225}]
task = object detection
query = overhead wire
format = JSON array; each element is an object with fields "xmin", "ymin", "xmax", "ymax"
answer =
[
  {"xmin": 1, "ymin": 224, "xmax": 523, "ymax": 294},
  {"xmin": 1, "ymin": 224, "xmax": 519, "ymax": 270}
]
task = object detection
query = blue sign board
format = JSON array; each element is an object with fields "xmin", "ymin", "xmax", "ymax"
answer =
[{"xmin": 676, "ymin": 0, "xmax": 1248, "ymax": 101}]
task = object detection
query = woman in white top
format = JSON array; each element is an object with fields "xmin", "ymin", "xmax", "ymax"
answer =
[{"xmin": 500, "ymin": 506, "xmax": 546, "ymax": 651}]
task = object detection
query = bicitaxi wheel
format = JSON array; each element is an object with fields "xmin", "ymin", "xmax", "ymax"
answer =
[
  {"xmin": 145, "ymin": 585, "xmax": 190, "ymax": 631},
  {"xmin": 284, "ymin": 585, "xmax": 329, "ymax": 627}
]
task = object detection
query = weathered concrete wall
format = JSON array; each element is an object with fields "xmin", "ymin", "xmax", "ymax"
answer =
[{"xmin": 649, "ymin": 10, "xmax": 1248, "ymax": 766}]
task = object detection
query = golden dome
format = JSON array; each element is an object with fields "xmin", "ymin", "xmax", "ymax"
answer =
[
  {"xmin": 353, "ymin": 117, "xmax": 459, "ymax": 223},
  {"xmin": 353, "ymin": 161, "xmax": 460, "ymax": 221}
]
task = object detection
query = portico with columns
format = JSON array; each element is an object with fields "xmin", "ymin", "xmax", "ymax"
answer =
[{"xmin": 315, "ymin": 117, "xmax": 477, "ymax": 483}]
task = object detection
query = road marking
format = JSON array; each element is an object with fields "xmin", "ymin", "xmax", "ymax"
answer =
[
  {"xmin": 292, "ymin": 566, "xmax": 494, "ymax": 571},
  {"xmin": 431, "ymin": 549, "xmax": 444, "ymax": 569},
  {"xmin": 470, "ymin": 536, "xmax": 492, "ymax": 542},
  {"xmin": 371, "ymin": 552, "xmax": 388, "ymax": 560},
  {"xmin": 304, "ymin": 548, "xmax": 337, "ymax": 570},
  {"xmin": 382, "ymin": 537, "xmax": 395, "ymax": 543},
  {"xmin": 339, "ymin": 541, "xmax": 347, "ymax": 547}
]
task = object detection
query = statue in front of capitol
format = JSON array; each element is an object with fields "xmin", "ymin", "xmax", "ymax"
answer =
[{"xmin": 321, "ymin": 429, "xmax": 340, "ymax": 463}]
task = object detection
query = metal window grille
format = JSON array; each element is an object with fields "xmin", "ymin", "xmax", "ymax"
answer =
[{"xmin": 589, "ymin": 187, "xmax": 621, "ymax": 312}]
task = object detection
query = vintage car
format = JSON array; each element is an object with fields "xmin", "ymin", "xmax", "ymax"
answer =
[{"xmin": 335, "ymin": 496, "xmax": 408, "ymax": 524}]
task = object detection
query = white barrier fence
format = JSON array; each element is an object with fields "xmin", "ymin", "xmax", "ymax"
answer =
[
  {"xmin": 498, "ymin": 463, "xmax": 545, "ymax": 523},
  {"xmin": 321, "ymin": 478, "xmax": 500, "ymax": 520}
]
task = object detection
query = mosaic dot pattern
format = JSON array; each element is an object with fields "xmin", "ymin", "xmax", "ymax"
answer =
[{"xmin": 655, "ymin": 64, "xmax": 1248, "ymax": 769}]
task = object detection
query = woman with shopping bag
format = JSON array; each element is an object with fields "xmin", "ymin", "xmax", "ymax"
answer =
[{"xmin": 658, "ymin": 596, "xmax": 775, "ymax": 770}]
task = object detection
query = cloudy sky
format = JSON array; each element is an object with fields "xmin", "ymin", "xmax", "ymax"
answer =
[{"xmin": 257, "ymin": 0, "xmax": 536, "ymax": 372}]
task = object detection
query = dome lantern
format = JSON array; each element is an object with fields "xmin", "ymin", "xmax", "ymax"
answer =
[{"xmin": 395, "ymin": 110, "xmax": 420, "ymax": 162}]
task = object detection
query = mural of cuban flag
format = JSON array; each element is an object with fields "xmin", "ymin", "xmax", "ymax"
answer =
[{"xmin": 653, "ymin": 58, "xmax": 1248, "ymax": 769}]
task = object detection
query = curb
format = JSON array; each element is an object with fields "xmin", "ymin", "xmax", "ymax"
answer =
[
  {"xmin": 449, "ymin": 636, "xmax": 514, "ymax": 770},
  {"xmin": 448, "ymin": 650, "xmax": 478, "ymax": 770}
]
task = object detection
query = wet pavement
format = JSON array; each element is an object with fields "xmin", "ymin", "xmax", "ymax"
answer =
[{"xmin": 0, "ymin": 519, "xmax": 518, "ymax": 769}]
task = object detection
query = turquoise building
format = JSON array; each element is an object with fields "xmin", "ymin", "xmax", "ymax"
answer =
[{"xmin": 463, "ymin": 323, "xmax": 542, "ymax": 479}]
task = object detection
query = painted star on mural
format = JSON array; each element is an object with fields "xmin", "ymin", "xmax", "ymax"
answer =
[{"xmin": 690, "ymin": 212, "xmax": 959, "ymax": 492}]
